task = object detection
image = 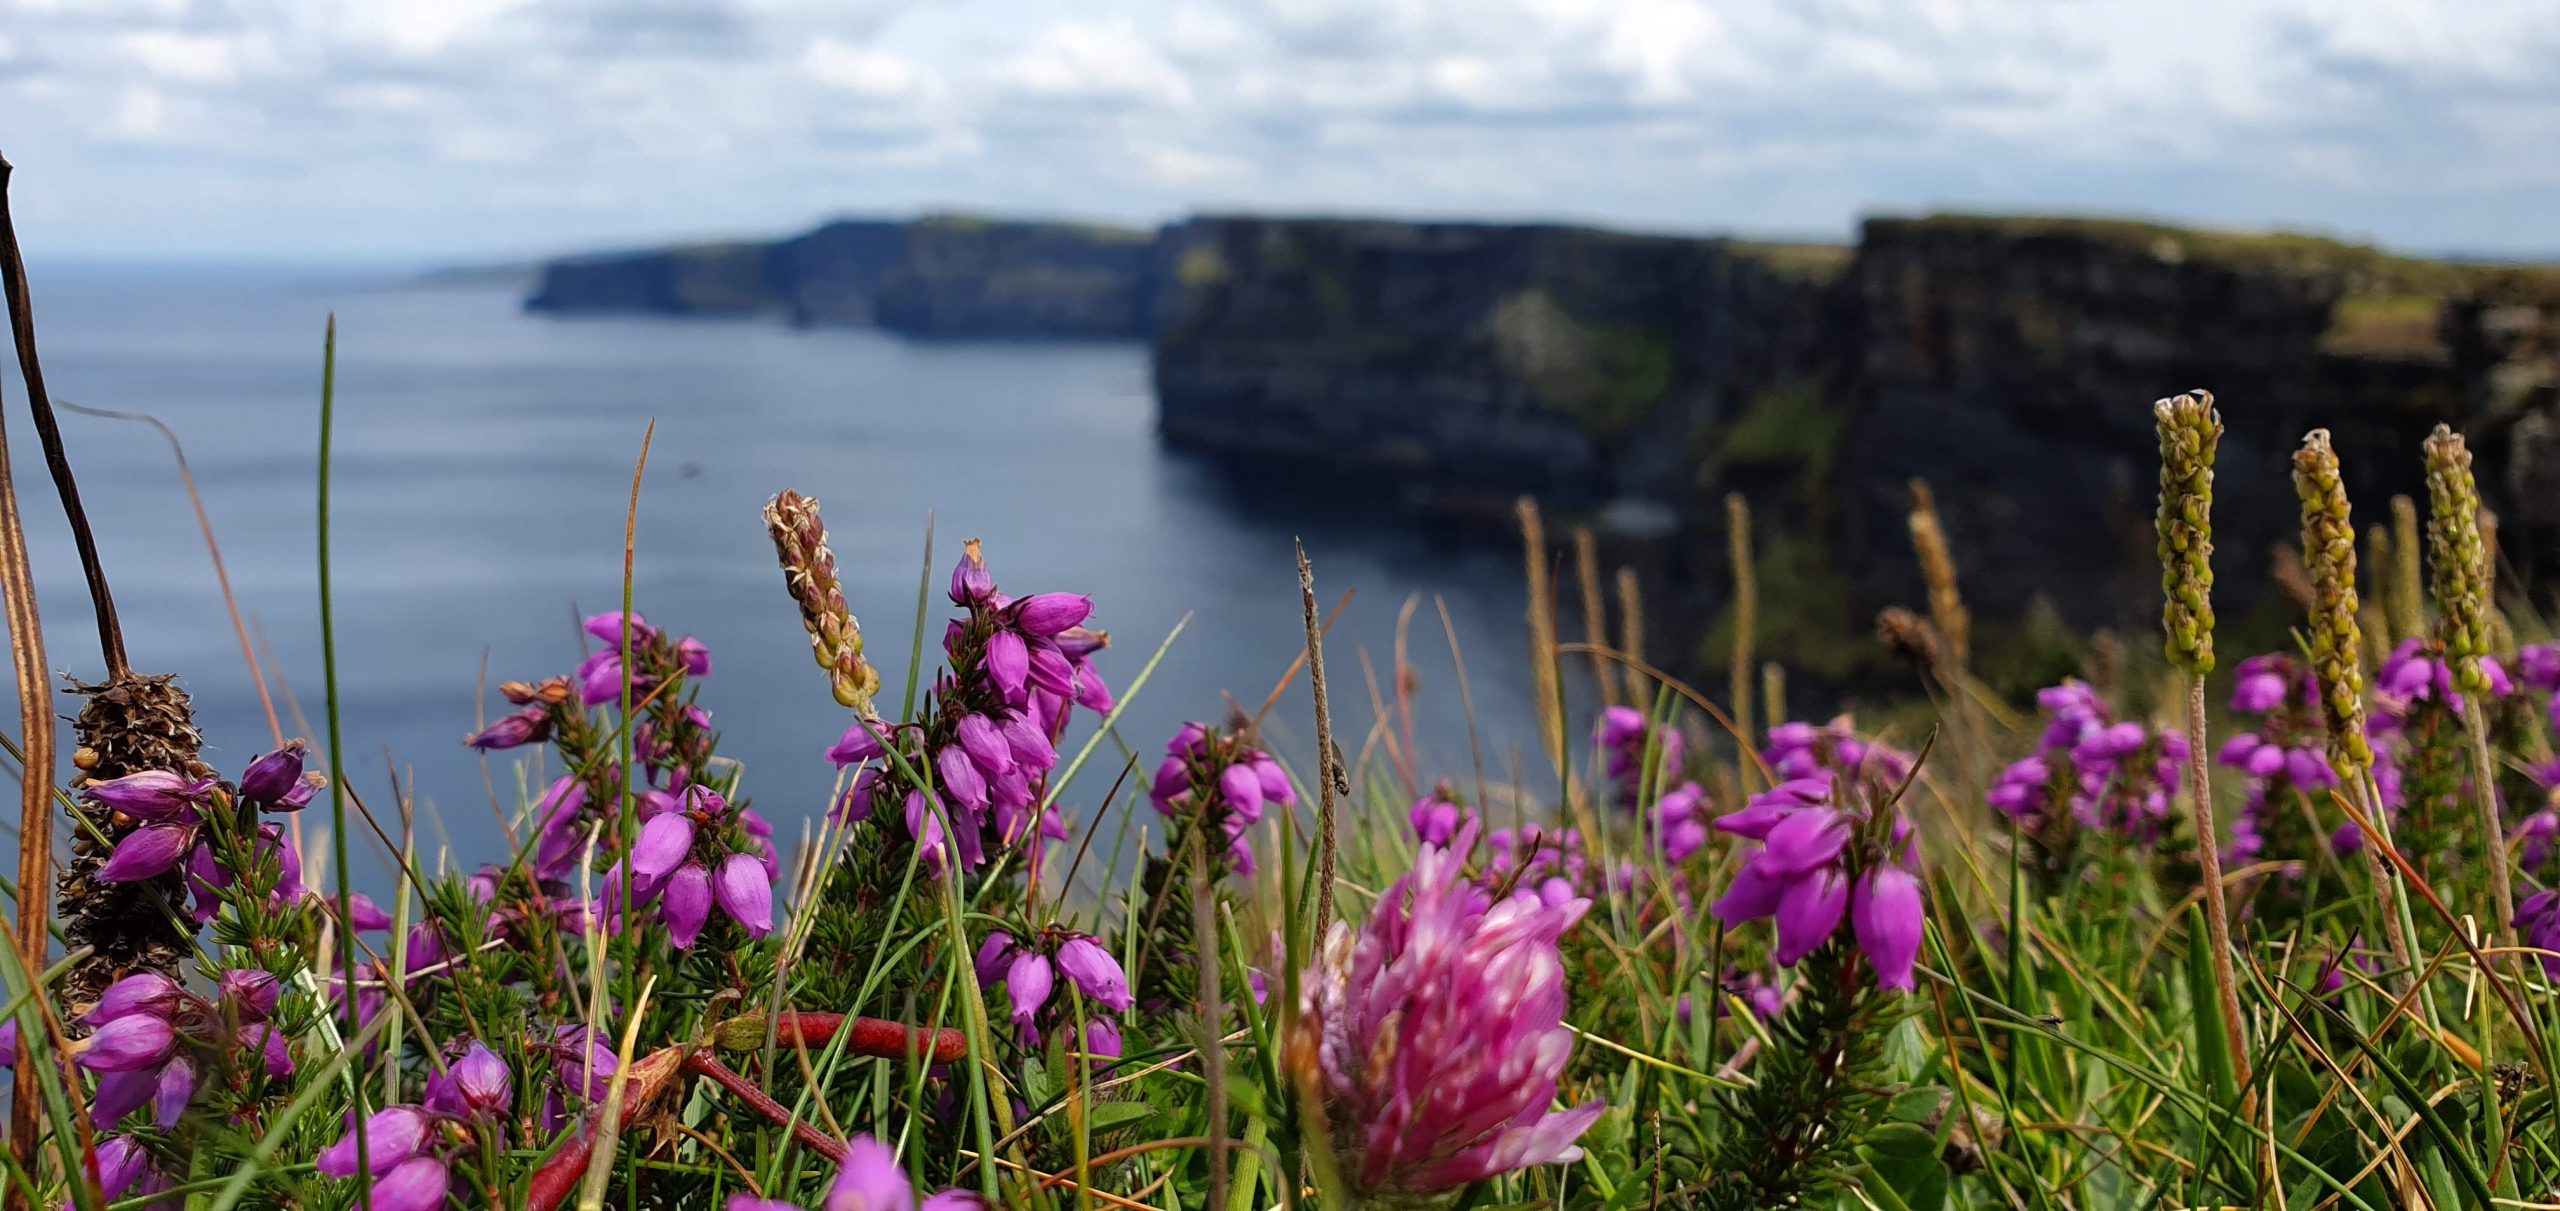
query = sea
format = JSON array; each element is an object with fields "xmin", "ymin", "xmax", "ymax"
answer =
[{"xmin": 0, "ymin": 265, "xmax": 1549, "ymax": 886}]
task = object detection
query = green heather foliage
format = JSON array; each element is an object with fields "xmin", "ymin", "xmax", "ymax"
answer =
[{"xmin": 19, "ymin": 330, "xmax": 2560, "ymax": 1211}]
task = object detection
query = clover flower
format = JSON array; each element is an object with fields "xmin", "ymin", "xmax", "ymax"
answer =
[
  {"xmin": 1294, "ymin": 822, "xmax": 1604, "ymax": 1195},
  {"xmin": 1711, "ymin": 778, "xmax": 1925, "ymax": 990}
]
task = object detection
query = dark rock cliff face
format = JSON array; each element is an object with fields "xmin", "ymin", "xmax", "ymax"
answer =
[
  {"xmin": 526, "ymin": 216, "xmax": 1160, "ymax": 338},
  {"xmin": 1146, "ymin": 211, "xmax": 2560, "ymax": 688},
  {"xmin": 1151, "ymin": 217, "xmax": 1833, "ymax": 505}
]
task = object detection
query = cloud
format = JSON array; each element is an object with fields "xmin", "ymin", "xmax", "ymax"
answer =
[{"xmin": 0, "ymin": 0, "xmax": 2555, "ymax": 257}]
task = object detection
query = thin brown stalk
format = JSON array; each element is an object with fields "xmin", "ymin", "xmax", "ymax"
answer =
[
  {"xmin": 1190, "ymin": 822, "xmax": 1228, "ymax": 1211},
  {"xmin": 2389, "ymin": 495, "xmax": 2424, "ymax": 642},
  {"xmin": 1572, "ymin": 525, "xmax": 1617, "ymax": 708},
  {"xmin": 1615, "ymin": 566, "xmax": 1647, "ymax": 706},
  {"xmin": 56, "ymin": 401, "xmax": 284, "ymax": 747},
  {"xmin": 1725, "ymin": 493, "xmax": 1756, "ymax": 735},
  {"xmin": 0, "ymin": 154, "xmax": 56, "ymax": 1211},
  {"xmin": 1515, "ymin": 497, "xmax": 1564, "ymax": 771},
  {"xmin": 1296, "ymin": 541, "xmax": 1341, "ymax": 933},
  {"xmin": 1908, "ymin": 478, "xmax": 1970, "ymax": 667},
  {"xmin": 0, "ymin": 156, "xmax": 123, "ymax": 681}
]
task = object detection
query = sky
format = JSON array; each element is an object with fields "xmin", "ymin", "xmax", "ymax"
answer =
[{"xmin": 4, "ymin": 0, "xmax": 2559, "ymax": 261}]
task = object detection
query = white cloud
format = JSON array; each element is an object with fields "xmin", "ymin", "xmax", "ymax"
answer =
[{"xmin": 0, "ymin": 0, "xmax": 2555, "ymax": 257}]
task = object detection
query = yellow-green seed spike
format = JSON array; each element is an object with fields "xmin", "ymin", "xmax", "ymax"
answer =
[
  {"xmin": 2294, "ymin": 430, "xmax": 2371, "ymax": 771},
  {"xmin": 2154, "ymin": 390, "xmax": 2220, "ymax": 675},
  {"xmin": 2423, "ymin": 424, "xmax": 2493, "ymax": 694},
  {"xmin": 764, "ymin": 489, "xmax": 882, "ymax": 718}
]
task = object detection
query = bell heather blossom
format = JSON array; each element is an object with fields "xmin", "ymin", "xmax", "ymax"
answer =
[
  {"xmin": 1655, "ymin": 782, "xmax": 1711, "ymax": 863},
  {"xmin": 1711, "ymin": 778, "xmax": 1925, "ymax": 990},
  {"xmin": 2216, "ymin": 654, "xmax": 2342, "ymax": 880},
  {"xmin": 76, "ymin": 968, "xmax": 294, "ymax": 1130},
  {"xmin": 1294, "ymin": 822, "xmax": 1605, "ymax": 1195},
  {"xmin": 722, "ymin": 1134, "xmax": 991, "ymax": 1211},
  {"xmin": 1764, "ymin": 719, "xmax": 1913, "ymax": 790},
  {"xmin": 465, "ymin": 705, "xmax": 553, "ymax": 750},
  {"xmin": 979, "ymin": 928, "xmax": 1133, "ymax": 1052},
  {"xmin": 1407, "ymin": 781, "xmax": 1477, "ymax": 847},
  {"xmin": 1989, "ymin": 682, "xmax": 2188, "ymax": 847},
  {"xmin": 318, "ymin": 1044, "xmax": 513, "ymax": 1211},
  {"xmin": 92, "ymin": 1136, "xmax": 178, "ymax": 1208},
  {"xmin": 828, "ymin": 543, "xmax": 1104, "ymax": 874},
  {"xmin": 1148, "ymin": 721, "xmax": 1292, "ymax": 877},
  {"xmin": 2519, "ymin": 889, "xmax": 2560, "ymax": 977},
  {"xmin": 613, "ymin": 785, "xmax": 774, "ymax": 948},
  {"xmin": 1485, "ymin": 823, "xmax": 1590, "ymax": 910},
  {"xmin": 1597, "ymin": 705, "xmax": 1685, "ymax": 809},
  {"xmin": 2377, "ymin": 637, "xmax": 2513, "ymax": 716}
]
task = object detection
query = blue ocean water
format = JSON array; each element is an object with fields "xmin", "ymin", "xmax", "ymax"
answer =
[{"xmin": 1, "ymin": 266, "xmax": 1546, "ymax": 885}]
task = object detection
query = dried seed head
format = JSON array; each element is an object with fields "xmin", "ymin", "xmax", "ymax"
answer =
[
  {"xmin": 2294, "ymin": 430, "xmax": 2371, "ymax": 770},
  {"xmin": 763, "ymin": 490, "xmax": 881, "ymax": 718},
  {"xmin": 2423, "ymin": 424, "xmax": 2493, "ymax": 692},
  {"xmin": 1907, "ymin": 479, "xmax": 1969, "ymax": 666},
  {"xmin": 1875, "ymin": 606, "xmax": 1943, "ymax": 675},
  {"xmin": 2389, "ymin": 494, "xmax": 2424, "ymax": 641},
  {"xmin": 57, "ymin": 672, "xmax": 216, "ymax": 1017},
  {"xmin": 2154, "ymin": 390, "xmax": 2220, "ymax": 674}
]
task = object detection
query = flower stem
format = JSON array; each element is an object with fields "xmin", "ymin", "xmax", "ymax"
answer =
[{"xmin": 2186, "ymin": 676, "xmax": 2251, "ymax": 1090}]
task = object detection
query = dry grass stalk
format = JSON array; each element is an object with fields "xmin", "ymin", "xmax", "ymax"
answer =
[
  {"xmin": 2389, "ymin": 494, "xmax": 2424, "ymax": 641},
  {"xmin": 1908, "ymin": 478, "xmax": 1971, "ymax": 667},
  {"xmin": 1760, "ymin": 662, "xmax": 1786, "ymax": 732},
  {"xmin": 1726, "ymin": 493, "xmax": 1757, "ymax": 737},
  {"xmin": 1615, "ymin": 566, "xmax": 1648, "ymax": 707},
  {"xmin": 1516, "ymin": 497, "xmax": 1565, "ymax": 772},
  {"xmin": 763, "ymin": 489, "xmax": 882, "ymax": 719},
  {"xmin": 1572, "ymin": 525, "xmax": 1618, "ymax": 709}
]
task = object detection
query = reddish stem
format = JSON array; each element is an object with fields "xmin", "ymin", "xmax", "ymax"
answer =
[
  {"xmin": 716, "ymin": 1011, "xmax": 967, "ymax": 1063},
  {"xmin": 684, "ymin": 1051, "xmax": 849, "ymax": 1163}
]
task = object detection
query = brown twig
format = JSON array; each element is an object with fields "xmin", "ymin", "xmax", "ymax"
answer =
[
  {"xmin": 0, "ymin": 156, "xmax": 124, "ymax": 680},
  {"xmin": 56, "ymin": 400, "xmax": 283, "ymax": 745},
  {"xmin": 1295, "ymin": 541, "xmax": 1341, "ymax": 934},
  {"xmin": 0, "ymin": 152, "xmax": 60, "ymax": 1211}
]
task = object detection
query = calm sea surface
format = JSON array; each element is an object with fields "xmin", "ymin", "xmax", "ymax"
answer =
[{"xmin": 0, "ymin": 267, "xmax": 1545, "ymax": 883}]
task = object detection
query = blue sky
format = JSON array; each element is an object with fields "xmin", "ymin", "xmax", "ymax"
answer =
[{"xmin": 4, "ymin": 0, "xmax": 2558, "ymax": 261}]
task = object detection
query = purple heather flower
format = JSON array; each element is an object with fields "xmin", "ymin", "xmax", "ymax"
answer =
[
  {"xmin": 662, "ymin": 864, "xmax": 715, "ymax": 948},
  {"xmin": 2520, "ymin": 889, "xmax": 2560, "ymax": 977},
  {"xmin": 236, "ymin": 741, "xmax": 310, "ymax": 808},
  {"xmin": 1005, "ymin": 952, "xmax": 1054, "ymax": 1026},
  {"xmin": 1298, "ymin": 822, "xmax": 1603, "ymax": 1195},
  {"xmin": 679, "ymin": 635, "xmax": 713, "ymax": 677},
  {"xmin": 81, "ymin": 769, "xmax": 218, "ymax": 821},
  {"xmin": 720, "ymin": 1135, "xmax": 995, "ymax": 1211},
  {"xmin": 2521, "ymin": 810, "xmax": 2560, "ymax": 871},
  {"xmin": 98, "ymin": 822, "xmax": 198, "ymax": 883},
  {"xmin": 1653, "ymin": 782, "xmax": 1710, "ymax": 863},
  {"xmin": 1013, "ymin": 592, "xmax": 1093, "ymax": 637},
  {"xmin": 584, "ymin": 610, "xmax": 656, "ymax": 645},
  {"xmin": 542, "ymin": 1024, "xmax": 619, "ymax": 1101},
  {"xmin": 93, "ymin": 1136, "xmax": 176, "ymax": 1206},
  {"xmin": 1713, "ymin": 780, "xmax": 1926, "ymax": 984},
  {"xmin": 714, "ymin": 853, "xmax": 775, "ymax": 938},
  {"xmin": 1053, "ymin": 935, "xmax": 1134, "ymax": 1012},
  {"xmin": 1408, "ymin": 786, "xmax": 1473, "ymax": 847},
  {"xmin": 425, "ymin": 1041, "xmax": 514, "ymax": 1119},
  {"xmin": 1598, "ymin": 706, "xmax": 1686, "ymax": 809},
  {"xmin": 466, "ymin": 705, "xmax": 553, "ymax": 751}
]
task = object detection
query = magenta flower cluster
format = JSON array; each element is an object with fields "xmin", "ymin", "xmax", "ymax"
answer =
[
  {"xmin": 2218, "ymin": 654, "xmax": 2344, "ymax": 867},
  {"xmin": 1764, "ymin": 719, "xmax": 1914, "ymax": 788},
  {"xmin": 2376, "ymin": 637, "xmax": 2513, "ymax": 717},
  {"xmin": 1985, "ymin": 682, "xmax": 2186, "ymax": 842},
  {"xmin": 318, "ymin": 1041, "xmax": 512, "ymax": 1211},
  {"xmin": 1298, "ymin": 822, "xmax": 1605, "ymax": 1195},
  {"xmin": 75, "ymin": 969, "xmax": 292, "ymax": 1130},
  {"xmin": 1597, "ymin": 705, "xmax": 1684, "ymax": 809},
  {"xmin": 1406, "ymin": 781, "xmax": 1477, "ymax": 847},
  {"xmin": 85, "ymin": 742, "xmax": 318, "ymax": 921},
  {"xmin": 1149, "ymin": 721, "xmax": 1294, "ymax": 877},
  {"xmin": 607, "ymin": 784, "xmax": 775, "ymax": 949},
  {"xmin": 978, "ymin": 928, "xmax": 1133, "ymax": 1058},
  {"xmin": 1710, "ymin": 778, "xmax": 1925, "ymax": 989},
  {"xmin": 724, "ymin": 1135, "xmax": 989, "ymax": 1211},
  {"xmin": 828, "ymin": 546, "xmax": 1106, "ymax": 873}
]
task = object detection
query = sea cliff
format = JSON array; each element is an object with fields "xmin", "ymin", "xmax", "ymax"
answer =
[{"xmin": 525, "ymin": 211, "xmax": 2560, "ymax": 691}]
